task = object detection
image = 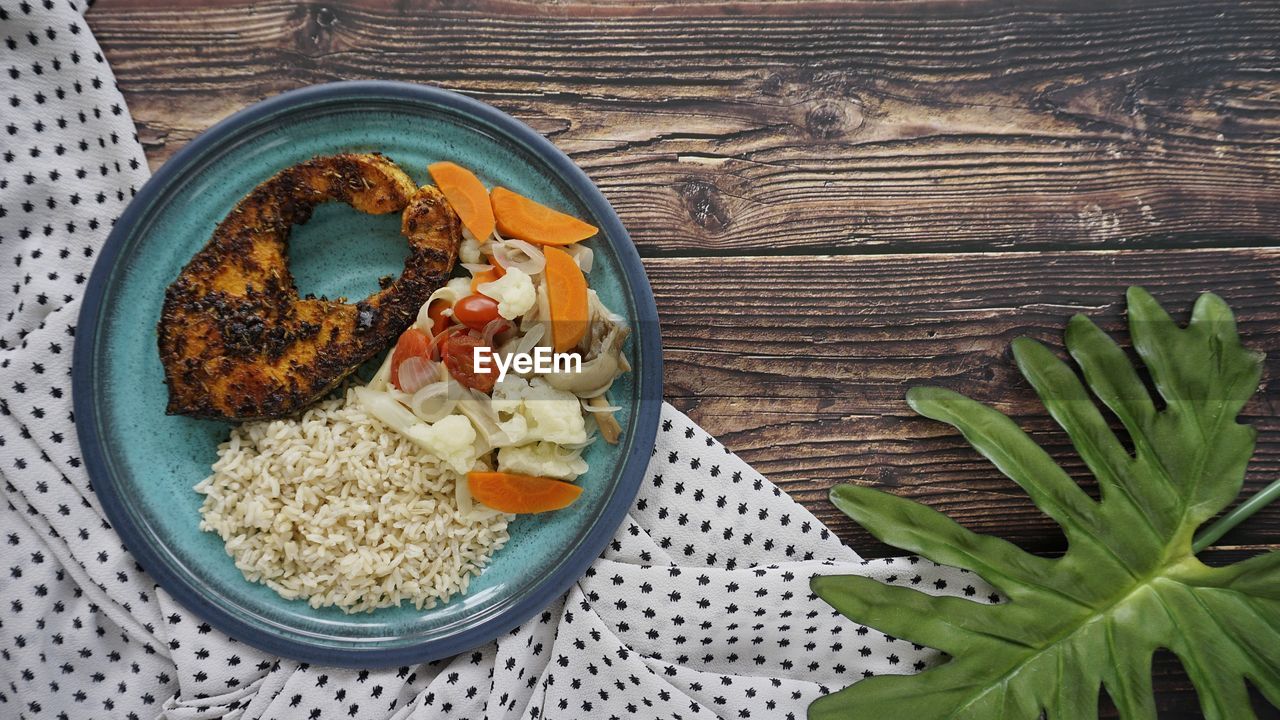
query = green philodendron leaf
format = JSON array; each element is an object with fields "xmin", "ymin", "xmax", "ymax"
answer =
[{"xmin": 810, "ymin": 287, "xmax": 1280, "ymax": 720}]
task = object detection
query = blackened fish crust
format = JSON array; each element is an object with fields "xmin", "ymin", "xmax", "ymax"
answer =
[{"xmin": 158, "ymin": 153, "xmax": 461, "ymax": 421}]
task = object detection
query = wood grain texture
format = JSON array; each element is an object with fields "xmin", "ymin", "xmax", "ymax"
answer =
[
  {"xmin": 89, "ymin": 0, "xmax": 1280, "ymax": 255},
  {"xmin": 647, "ymin": 248, "xmax": 1280, "ymax": 557},
  {"xmin": 87, "ymin": 1, "xmax": 1280, "ymax": 713},
  {"xmin": 648, "ymin": 247, "xmax": 1280, "ymax": 715}
]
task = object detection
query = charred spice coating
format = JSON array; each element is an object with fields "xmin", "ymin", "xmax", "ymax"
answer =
[{"xmin": 158, "ymin": 153, "xmax": 462, "ymax": 421}]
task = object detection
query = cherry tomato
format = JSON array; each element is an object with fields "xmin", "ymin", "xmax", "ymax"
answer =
[
  {"xmin": 443, "ymin": 333, "xmax": 497, "ymax": 393},
  {"xmin": 426, "ymin": 299, "xmax": 451, "ymax": 335},
  {"xmin": 434, "ymin": 324, "xmax": 465, "ymax": 359},
  {"xmin": 452, "ymin": 294, "xmax": 502, "ymax": 331},
  {"xmin": 389, "ymin": 327, "xmax": 431, "ymax": 391}
]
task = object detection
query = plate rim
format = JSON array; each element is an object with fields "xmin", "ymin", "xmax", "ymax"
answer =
[{"xmin": 72, "ymin": 80, "xmax": 663, "ymax": 667}]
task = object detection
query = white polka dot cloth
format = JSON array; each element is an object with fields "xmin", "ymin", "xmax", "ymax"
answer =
[{"xmin": 0, "ymin": 2, "xmax": 988, "ymax": 718}]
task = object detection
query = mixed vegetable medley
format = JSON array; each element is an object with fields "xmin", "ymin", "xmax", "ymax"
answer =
[{"xmin": 358, "ymin": 162, "xmax": 630, "ymax": 516}]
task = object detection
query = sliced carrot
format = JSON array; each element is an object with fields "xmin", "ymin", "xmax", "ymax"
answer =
[
  {"xmin": 470, "ymin": 271, "xmax": 497, "ymax": 294},
  {"xmin": 473, "ymin": 263, "xmax": 501, "ymax": 292},
  {"xmin": 490, "ymin": 187, "xmax": 598, "ymax": 246},
  {"xmin": 428, "ymin": 161, "xmax": 495, "ymax": 241},
  {"xmin": 467, "ymin": 472, "xmax": 583, "ymax": 513},
  {"xmin": 470, "ymin": 257, "xmax": 505, "ymax": 293},
  {"xmin": 542, "ymin": 246, "xmax": 589, "ymax": 352},
  {"xmin": 485, "ymin": 253, "xmax": 506, "ymax": 278}
]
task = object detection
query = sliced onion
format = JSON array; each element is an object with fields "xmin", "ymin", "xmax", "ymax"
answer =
[
  {"xmin": 505, "ymin": 238, "xmax": 543, "ymax": 258},
  {"xmin": 581, "ymin": 398, "xmax": 622, "ymax": 413},
  {"xmin": 416, "ymin": 280, "xmax": 473, "ymax": 333},
  {"xmin": 534, "ymin": 281, "xmax": 552, "ymax": 337},
  {"xmin": 408, "ymin": 381, "xmax": 459, "ymax": 423},
  {"xmin": 559, "ymin": 432, "xmax": 599, "ymax": 451},
  {"xmin": 455, "ymin": 474, "xmax": 474, "ymax": 515},
  {"xmin": 586, "ymin": 395, "xmax": 622, "ymax": 444},
  {"xmin": 518, "ymin": 287, "xmax": 543, "ymax": 331},
  {"xmin": 469, "ymin": 504, "xmax": 507, "ymax": 521},
  {"xmin": 488, "ymin": 246, "xmax": 510, "ymax": 269},
  {"xmin": 396, "ymin": 356, "xmax": 440, "ymax": 394},
  {"xmin": 481, "ymin": 317, "xmax": 513, "ymax": 348},
  {"xmin": 494, "ymin": 239, "xmax": 546, "ymax": 276},
  {"xmin": 387, "ymin": 384, "xmax": 413, "ymax": 408},
  {"xmin": 565, "ymin": 243, "xmax": 594, "ymax": 273},
  {"xmin": 426, "ymin": 357, "xmax": 445, "ymax": 382},
  {"xmin": 354, "ymin": 386, "xmax": 420, "ymax": 436},
  {"xmin": 469, "ymin": 387, "xmax": 501, "ymax": 414},
  {"xmin": 461, "ymin": 262, "xmax": 493, "ymax": 274},
  {"xmin": 513, "ymin": 324, "xmax": 546, "ymax": 356},
  {"xmin": 368, "ymin": 351, "xmax": 396, "ymax": 392},
  {"xmin": 428, "ymin": 325, "xmax": 466, "ymax": 361},
  {"xmin": 457, "ymin": 389, "xmax": 516, "ymax": 448}
]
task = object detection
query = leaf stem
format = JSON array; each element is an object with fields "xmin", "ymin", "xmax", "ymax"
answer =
[{"xmin": 1192, "ymin": 478, "xmax": 1280, "ymax": 552}]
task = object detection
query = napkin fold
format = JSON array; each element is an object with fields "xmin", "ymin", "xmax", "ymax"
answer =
[{"xmin": 0, "ymin": 3, "xmax": 987, "ymax": 718}]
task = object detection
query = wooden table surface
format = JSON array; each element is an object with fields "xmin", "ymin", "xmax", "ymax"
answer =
[{"xmin": 90, "ymin": 0, "xmax": 1280, "ymax": 714}]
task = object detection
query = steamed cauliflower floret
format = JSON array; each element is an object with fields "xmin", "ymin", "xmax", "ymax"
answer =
[
  {"xmin": 477, "ymin": 267, "xmax": 536, "ymax": 320},
  {"xmin": 493, "ymin": 411, "xmax": 528, "ymax": 445},
  {"xmin": 406, "ymin": 414, "xmax": 478, "ymax": 474},
  {"xmin": 490, "ymin": 377, "xmax": 587, "ymax": 445},
  {"xmin": 459, "ymin": 234, "xmax": 484, "ymax": 265},
  {"xmin": 445, "ymin": 276, "xmax": 472, "ymax": 298},
  {"xmin": 498, "ymin": 442, "xmax": 588, "ymax": 480}
]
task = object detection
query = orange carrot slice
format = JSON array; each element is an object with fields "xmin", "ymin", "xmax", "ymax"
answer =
[
  {"xmin": 484, "ymin": 253, "xmax": 506, "ymax": 277},
  {"xmin": 467, "ymin": 472, "xmax": 583, "ymax": 513},
  {"xmin": 470, "ymin": 269, "xmax": 498, "ymax": 294},
  {"xmin": 543, "ymin": 246, "xmax": 588, "ymax": 352},
  {"xmin": 470, "ymin": 255, "xmax": 506, "ymax": 293},
  {"xmin": 490, "ymin": 187, "xmax": 598, "ymax": 246},
  {"xmin": 428, "ymin": 161, "xmax": 495, "ymax": 241}
]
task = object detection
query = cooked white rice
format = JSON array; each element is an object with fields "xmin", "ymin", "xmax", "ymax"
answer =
[{"xmin": 195, "ymin": 388, "xmax": 510, "ymax": 613}]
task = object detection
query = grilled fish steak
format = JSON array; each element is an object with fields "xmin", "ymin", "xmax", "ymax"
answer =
[{"xmin": 158, "ymin": 153, "xmax": 462, "ymax": 421}]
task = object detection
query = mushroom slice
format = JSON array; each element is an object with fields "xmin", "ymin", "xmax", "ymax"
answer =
[{"xmin": 542, "ymin": 322, "xmax": 629, "ymax": 394}]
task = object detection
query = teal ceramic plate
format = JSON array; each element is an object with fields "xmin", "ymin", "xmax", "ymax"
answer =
[{"xmin": 73, "ymin": 82, "xmax": 662, "ymax": 666}]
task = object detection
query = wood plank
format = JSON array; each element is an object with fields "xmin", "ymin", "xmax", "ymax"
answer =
[
  {"xmin": 87, "ymin": 2, "xmax": 1279, "ymax": 712},
  {"xmin": 648, "ymin": 248, "xmax": 1280, "ymax": 557},
  {"xmin": 89, "ymin": 0, "xmax": 1280, "ymax": 255}
]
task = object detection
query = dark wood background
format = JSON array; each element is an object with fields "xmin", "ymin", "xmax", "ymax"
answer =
[{"xmin": 90, "ymin": 0, "xmax": 1280, "ymax": 714}]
